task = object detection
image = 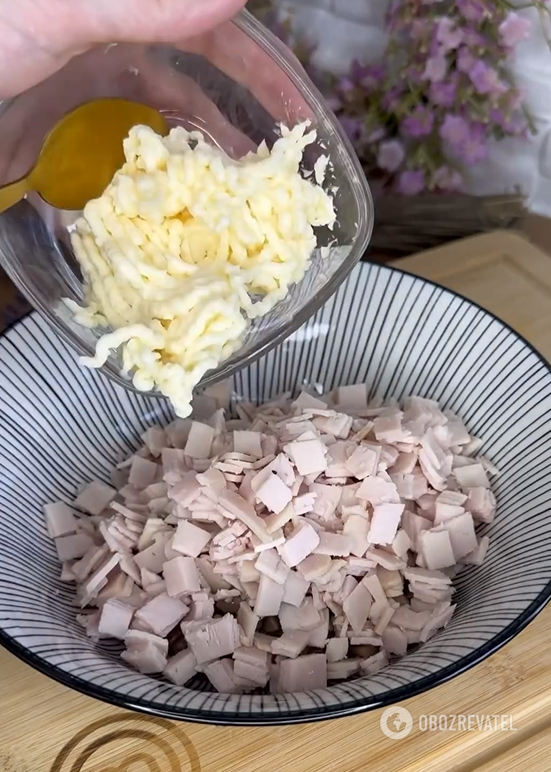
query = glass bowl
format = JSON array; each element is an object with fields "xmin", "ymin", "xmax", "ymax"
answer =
[{"xmin": 0, "ymin": 9, "xmax": 373, "ymax": 397}]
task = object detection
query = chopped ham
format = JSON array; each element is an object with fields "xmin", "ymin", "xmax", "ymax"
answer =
[
  {"xmin": 129, "ymin": 456, "xmax": 158, "ymax": 489},
  {"xmin": 272, "ymin": 630, "xmax": 310, "ymax": 658},
  {"xmin": 279, "ymin": 521, "xmax": 320, "ymax": 568},
  {"xmin": 255, "ymin": 473, "xmax": 292, "ymax": 514},
  {"xmin": 184, "ymin": 421, "xmax": 215, "ymax": 459},
  {"xmin": 47, "ymin": 387, "xmax": 496, "ymax": 694},
  {"xmin": 184, "ymin": 614, "xmax": 240, "ymax": 664},
  {"xmin": 163, "ymin": 648, "xmax": 197, "ymax": 686},
  {"xmin": 164, "ymin": 556, "xmax": 201, "ymax": 597},
  {"xmin": 453, "ymin": 463, "xmax": 490, "ymax": 491},
  {"xmin": 284, "ymin": 439, "xmax": 327, "ymax": 476},
  {"xmin": 98, "ymin": 599, "xmax": 134, "ymax": 639},
  {"xmin": 134, "ymin": 592, "xmax": 188, "ymax": 637},
  {"xmin": 369, "ymin": 503, "xmax": 404, "ymax": 546},
  {"xmin": 55, "ymin": 533, "xmax": 94, "ymax": 562},
  {"xmin": 254, "ymin": 574, "xmax": 285, "ymax": 617},
  {"xmin": 419, "ymin": 530, "xmax": 456, "ymax": 570},
  {"xmin": 75, "ymin": 481, "xmax": 117, "ymax": 515},
  {"xmin": 172, "ymin": 520, "xmax": 212, "ymax": 558},
  {"xmin": 278, "ymin": 653, "xmax": 327, "ymax": 693},
  {"xmin": 44, "ymin": 502, "xmax": 78, "ymax": 538},
  {"xmin": 234, "ymin": 431, "xmax": 263, "ymax": 459}
]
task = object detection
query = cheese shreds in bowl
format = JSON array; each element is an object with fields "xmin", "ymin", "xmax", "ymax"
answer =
[
  {"xmin": 46, "ymin": 385, "xmax": 496, "ymax": 694},
  {"xmin": 67, "ymin": 123, "xmax": 335, "ymax": 417}
]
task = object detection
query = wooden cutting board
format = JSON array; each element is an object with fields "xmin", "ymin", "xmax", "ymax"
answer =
[{"xmin": 2, "ymin": 230, "xmax": 551, "ymax": 772}]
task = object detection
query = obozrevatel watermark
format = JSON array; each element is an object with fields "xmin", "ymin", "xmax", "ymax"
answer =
[{"xmin": 380, "ymin": 706, "xmax": 517, "ymax": 740}]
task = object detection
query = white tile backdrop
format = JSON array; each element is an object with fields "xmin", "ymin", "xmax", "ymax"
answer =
[{"xmin": 276, "ymin": 1, "xmax": 551, "ymax": 217}]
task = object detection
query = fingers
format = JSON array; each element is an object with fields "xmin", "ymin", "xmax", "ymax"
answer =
[{"xmin": 83, "ymin": 0, "xmax": 247, "ymax": 44}]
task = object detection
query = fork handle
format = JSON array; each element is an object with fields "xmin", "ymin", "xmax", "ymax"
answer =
[{"xmin": 0, "ymin": 176, "xmax": 29, "ymax": 215}]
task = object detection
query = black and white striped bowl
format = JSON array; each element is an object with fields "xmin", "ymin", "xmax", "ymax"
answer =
[{"xmin": 1, "ymin": 262, "xmax": 551, "ymax": 725}]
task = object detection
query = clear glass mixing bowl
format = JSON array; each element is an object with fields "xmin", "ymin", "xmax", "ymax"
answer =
[{"xmin": 0, "ymin": 10, "xmax": 373, "ymax": 396}]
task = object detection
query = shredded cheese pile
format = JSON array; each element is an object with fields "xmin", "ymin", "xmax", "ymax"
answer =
[{"xmin": 68, "ymin": 123, "xmax": 335, "ymax": 416}]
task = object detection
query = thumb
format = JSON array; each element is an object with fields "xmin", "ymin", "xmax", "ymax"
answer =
[{"xmin": 83, "ymin": 0, "xmax": 247, "ymax": 45}]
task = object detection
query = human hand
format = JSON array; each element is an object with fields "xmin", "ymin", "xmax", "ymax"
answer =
[{"xmin": 0, "ymin": 0, "xmax": 246, "ymax": 98}]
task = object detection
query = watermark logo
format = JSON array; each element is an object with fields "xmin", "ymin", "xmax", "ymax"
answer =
[
  {"xmin": 379, "ymin": 707, "xmax": 517, "ymax": 740},
  {"xmin": 380, "ymin": 706, "xmax": 414, "ymax": 740}
]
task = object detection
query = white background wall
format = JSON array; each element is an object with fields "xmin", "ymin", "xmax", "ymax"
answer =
[{"xmin": 278, "ymin": 0, "xmax": 551, "ymax": 217}]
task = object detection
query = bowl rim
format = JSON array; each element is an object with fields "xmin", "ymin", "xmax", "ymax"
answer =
[{"xmin": 1, "ymin": 261, "xmax": 551, "ymax": 725}]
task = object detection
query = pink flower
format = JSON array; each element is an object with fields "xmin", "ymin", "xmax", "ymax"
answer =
[
  {"xmin": 439, "ymin": 115, "xmax": 470, "ymax": 147},
  {"xmin": 377, "ymin": 140, "xmax": 406, "ymax": 172},
  {"xmin": 397, "ymin": 170, "xmax": 425, "ymax": 195},
  {"xmin": 457, "ymin": 0, "xmax": 487, "ymax": 22},
  {"xmin": 436, "ymin": 18, "xmax": 463, "ymax": 52},
  {"xmin": 429, "ymin": 79, "xmax": 457, "ymax": 108},
  {"xmin": 499, "ymin": 12, "xmax": 531, "ymax": 48},
  {"xmin": 432, "ymin": 166, "xmax": 464, "ymax": 191},
  {"xmin": 469, "ymin": 61, "xmax": 502, "ymax": 95},
  {"xmin": 457, "ymin": 47, "xmax": 476, "ymax": 74},
  {"xmin": 423, "ymin": 55, "xmax": 447, "ymax": 83},
  {"xmin": 382, "ymin": 86, "xmax": 404, "ymax": 112},
  {"xmin": 402, "ymin": 106, "xmax": 435, "ymax": 137},
  {"xmin": 458, "ymin": 131, "xmax": 488, "ymax": 163}
]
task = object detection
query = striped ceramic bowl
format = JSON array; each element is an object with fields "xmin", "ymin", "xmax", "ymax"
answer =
[{"xmin": 1, "ymin": 262, "xmax": 551, "ymax": 724}]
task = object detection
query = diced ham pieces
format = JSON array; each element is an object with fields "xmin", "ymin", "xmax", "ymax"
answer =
[{"xmin": 47, "ymin": 383, "xmax": 496, "ymax": 694}]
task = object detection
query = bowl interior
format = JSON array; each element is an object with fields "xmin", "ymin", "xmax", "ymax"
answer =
[
  {"xmin": 0, "ymin": 11, "xmax": 372, "ymax": 397},
  {"xmin": 1, "ymin": 262, "xmax": 551, "ymax": 724}
]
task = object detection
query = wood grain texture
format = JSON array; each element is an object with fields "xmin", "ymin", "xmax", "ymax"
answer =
[{"xmin": 2, "ymin": 231, "xmax": 551, "ymax": 772}]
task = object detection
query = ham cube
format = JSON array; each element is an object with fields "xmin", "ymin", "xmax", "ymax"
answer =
[
  {"xmin": 314, "ymin": 532, "xmax": 352, "ymax": 557},
  {"xmin": 419, "ymin": 530, "xmax": 456, "ymax": 570},
  {"xmin": 356, "ymin": 476, "xmax": 400, "ymax": 505},
  {"xmin": 141, "ymin": 427, "xmax": 168, "ymax": 458},
  {"xmin": 122, "ymin": 642, "xmax": 167, "ymax": 673},
  {"xmin": 184, "ymin": 614, "xmax": 240, "ymax": 664},
  {"xmin": 237, "ymin": 602, "xmax": 260, "ymax": 646},
  {"xmin": 343, "ymin": 582, "xmax": 372, "ymax": 633},
  {"xmin": 134, "ymin": 592, "xmax": 188, "ymax": 637},
  {"xmin": 343, "ymin": 515, "xmax": 369, "ymax": 558},
  {"xmin": 164, "ymin": 556, "xmax": 201, "ymax": 597},
  {"xmin": 255, "ymin": 473, "xmax": 292, "ymax": 514},
  {"xmin": 129, "ymin": 456, "xmax": 158, "ymax": 489},
  {"xmin": 75, "ymin": 480, "xmax": 116, "ymax": 515},
  {"xmin": 345, "ymin": 445, "xmax": 379, "ymax": 479},
  {"xmin": 435, "ymin": 513, "xmax": 478, "ymax": 560},
  {"xmin": 234, "ymin": 431, "xmax": 263, "ymax": 459},
  {"xmin": 172, "ymin": 520, "xmax": 212, "ymax": 558},
  {"xmin": 255, "ymin": 549, "xmax": 290, "ymax": 585},
  {"xmin": 44, "ymin": 502, "xmax": 78, "ymax": 538},
  {"xmin": 368, "ymin": 503, "xmax": 404, "ymax": 546},
  {"xmin": 326, "ymin": 637, "xmax": 349, "ymax": 662},
  {"xmin": 98, "ymin": 599, "xmax": 134, "ymax": 639},
  {"xmin": 55, "ymin": 532, "xmax": 94, "ymax": 562},
  {"xmin": 184, "ymin": 421, "xmax": 215, "ymax": 459},
  {"xmin": 284, "ymin": 439, "xmax": 327, "ymax": 476},
  {"xmin": 382, "ymin": 625, "xmax": 408, "ymax": 655},
  {"xmin": 272, "ymin": 630, "xmax": 310, "ymax": 658},
  {"xmin": 279, "ymin": 521, "xmax": 320, "ymax": 568},
  {"xmin": 169, "ymin": 472, "xmax": 201, "ymax": 508},
  {"xmin": 163, "ymin": 649, "xmax": 197, "ymax": 686},
  {"xmin": 453, "ymin": 463, "xmax": 490, "ymax": 491},
  {"xmin": 282, "ymin": 572, "xmax": 310, "ymax": 607},
  {"xmin": 254, "ymin": 574, "xmax": 285, "ymax": 617},
  {"xmin": 278, "ymin": 653, "xmax": 327, "ymax": 693}
]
